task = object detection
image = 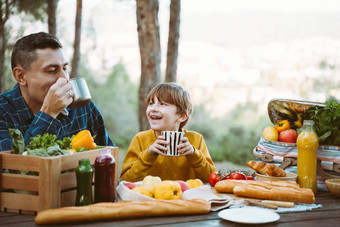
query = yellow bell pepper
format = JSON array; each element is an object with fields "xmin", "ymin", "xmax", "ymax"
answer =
[
  {"xmin": 294, "ymin": 114, "xmax": 303, "ymax": 128},
  {"xmin": 186, "ymin": 179, "xmax": 204, "ymax": 189},
  {"xmin": 71, "ymin": 130, "xmax": 96, "ymax": 150}
]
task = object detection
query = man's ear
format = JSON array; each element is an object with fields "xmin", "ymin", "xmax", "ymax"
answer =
[
  {"xmin": 12, "ymin": 66, "xmax": 26, "ymax": 85},
  {"xmin": 179, "ymin": 113, "xmax": 188, "ymax": 123}
]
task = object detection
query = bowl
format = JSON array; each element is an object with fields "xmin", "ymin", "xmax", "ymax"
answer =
[
  {"xmin": 325, "ymin": 179, "xmax": 340, "ymax": 197},
  {"xmin": 255, "ymin": 172, "xmax": 297, "ymax": 182}
]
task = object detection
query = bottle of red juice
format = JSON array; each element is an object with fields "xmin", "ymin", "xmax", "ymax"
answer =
[{"xmin": 94, "ymin": 149, "xmax": 115, "ymax": 202}]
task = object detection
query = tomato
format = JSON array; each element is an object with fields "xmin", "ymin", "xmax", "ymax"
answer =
[
  {"xmin": 228, "ymin": 172, "xmax": 247, "ymax": 180},
  {"xmin": 209, "ymin": 172, "xmax": 222, "ymax": 187},
  {"xmin": 246, "ymin": 176, "xmax": 254, "ymax": 180}
]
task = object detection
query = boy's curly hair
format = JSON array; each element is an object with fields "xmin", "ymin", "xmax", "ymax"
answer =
[{"xmin": 146, "ymin": 82, "xmax": 193, "ymax": 130}]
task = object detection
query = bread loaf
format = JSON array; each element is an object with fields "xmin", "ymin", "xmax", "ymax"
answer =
[
  {"xmin": 247, "ymin": 160, "xmax": 286, "ymax": 177},
  {"xmin": 233, "ymin": 184, "xmax": 315, "ymax": 204},
  {"xmin": 214, "ymin": 179, "xmax": 299, "ymax": 193},
  {"xmin": 35, "ymin": 199, "xmax": 210, "ymax": 225},
  {"xmin": 214, "ymin": 179, "xmax": 314, "ymax": 204}
]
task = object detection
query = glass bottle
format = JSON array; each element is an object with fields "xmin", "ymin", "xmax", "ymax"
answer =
[
  {"xmin": 75, "ymin": 159, "xmax": 93, "ymax": 206},
  {"xmin": 94, "ymin": 149, "xmax": 116, "ymax": 202},
  {"xmin": 297, "ymin": 120, "xmax": 319, "ymax": 194}
]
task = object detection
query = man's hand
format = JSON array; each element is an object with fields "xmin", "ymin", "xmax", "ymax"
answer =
[{"xmin": 40, "ymin": 78, "xmax": 73, "ymax": 118}]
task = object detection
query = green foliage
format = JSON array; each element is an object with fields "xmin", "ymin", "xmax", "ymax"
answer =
[
  {"xmin": 305, "ymin": 100, "xmax": 340, "ymax": 145},
  {"xmin": 86, "ymin": 62, "xmax": 139, "ymax": 149},
  {"xmin": 187, "ymin": 100, "xmax": 269, "ymax": 165},
  {"xmin": 17, "ymin": 0, "xmax": 48, "ymax": 21}
]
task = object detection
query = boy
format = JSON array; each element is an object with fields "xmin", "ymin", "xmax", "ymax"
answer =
[{"xmin": 120, "ymin": 82, "xmax": 216, "ymax": 182}]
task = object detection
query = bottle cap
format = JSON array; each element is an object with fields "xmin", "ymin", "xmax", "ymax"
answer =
[
  {"xmin": 99, "ymin": 149, "xmax": 111, "ymax": 155},
  {"xmin": 303, "ymin": 120, "xmax": 314, "ymax": 125}
]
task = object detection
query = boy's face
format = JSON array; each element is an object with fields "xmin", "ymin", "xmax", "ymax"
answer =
[{"xmin": 146, "ymin": 96, "xmax": 187, "ymax": 134}]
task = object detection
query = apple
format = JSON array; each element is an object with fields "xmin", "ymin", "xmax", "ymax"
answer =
[
  {"xmin": 279, "ymin": 129, "xmax": 298, "ymax": 143},
  {"xmin": 175, "ymin": 180, "xmax": 190, "ymax": 192},
  {"xmin": 123, "ymin": 182, "xmax": 138, "ymax": 190}
]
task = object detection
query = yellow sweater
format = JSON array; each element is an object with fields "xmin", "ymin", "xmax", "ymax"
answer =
[{"xmin": 120, "ymin": 129, "xmax": 217, "ymax": 183}]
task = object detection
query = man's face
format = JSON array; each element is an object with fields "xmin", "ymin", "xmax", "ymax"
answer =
[{"xmin": 22, "ymin": 48, "xmax": 69, "ymax": 107}]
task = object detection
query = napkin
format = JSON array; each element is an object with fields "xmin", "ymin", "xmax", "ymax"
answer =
[{"xmin": 181, "ymin": 185, "xmax": 239, "ymax": 211}]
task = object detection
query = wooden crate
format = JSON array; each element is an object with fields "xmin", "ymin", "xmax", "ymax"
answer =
[{"xmin": 0, "ymin": 146, "xmax": 119, "ymax": 214}]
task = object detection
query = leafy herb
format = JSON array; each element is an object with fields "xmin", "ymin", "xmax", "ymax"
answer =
[
  {"xmin": 8, "ymin": 129, "xmax": 25, "ymax": 154},
  {"xmin": 9, "ymin": 130, "xmax": 72, "ymax": 156},
  {"xmin": 304, "ymin": 100, "xmax": 340, "ymax": 145},
  {"xmin": 56, "ymin": 136, "xmax": 73, "ymax": 149},
  {"xmin": 26, "ymin": 133, "xmax": 58, "ymax": 150}
]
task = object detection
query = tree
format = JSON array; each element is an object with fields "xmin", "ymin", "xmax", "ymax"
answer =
[
  {"xmin": 0, "ymin": 0, "xmax": 46, "ymax": 93},
  {"xmin": 47, "ymin": 0, "xmax": 57, "ymax": 36},
  {"xmin": 136, "ymin": 0, "xmax": 161, "ymax": 131},
  {"xmin": 165, "ymin": 0, "xmax": 181, "ymax": 82},
  {"xmin": 70, "ymin": 0, "xmax": 82, "ymax": 78},
  {"xmin": 0, "ymin": 0, "xmax": 12, "ymax": 93}
]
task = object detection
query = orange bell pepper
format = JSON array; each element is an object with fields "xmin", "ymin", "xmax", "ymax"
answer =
[
  {"xmin": 275, "ymin": 120, "xmax": 291, "ymax": 133},
  {"xmin": 71, "ymin": 130, "xmax": 96, "ymax": 150}
]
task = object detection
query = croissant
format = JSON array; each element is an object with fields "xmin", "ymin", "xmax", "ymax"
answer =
[{"xmin": 247, "ymin": 160, "xmax": 286, "ymax": 177}]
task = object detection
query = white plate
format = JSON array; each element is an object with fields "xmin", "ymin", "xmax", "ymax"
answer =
[{"xmin": 218, "ymin": 207, "xmax": 280, "ymax": 224}]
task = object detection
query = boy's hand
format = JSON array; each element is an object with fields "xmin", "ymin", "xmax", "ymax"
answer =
[
  {"xmin": 148, "ymin": 135, "xmax": 168, "ymax": 155},
  {"xmin": 178, "ymin": 137, "xmax": 194, "ymax": 156}
]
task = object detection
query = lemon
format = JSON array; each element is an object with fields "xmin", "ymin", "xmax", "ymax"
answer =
[{"xmin": 262, "ymin": 126, "xmax": 279, "ymax": 141}]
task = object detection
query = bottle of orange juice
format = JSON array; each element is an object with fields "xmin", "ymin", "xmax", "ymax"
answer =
[{"xmin": 297, "ymin": 120, "xmax": 319, "ymax": 194}]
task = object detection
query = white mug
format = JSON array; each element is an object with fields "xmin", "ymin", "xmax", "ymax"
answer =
[{"xmin": 161, "ymin": 131, "xmax": 184, "ymax": 156}]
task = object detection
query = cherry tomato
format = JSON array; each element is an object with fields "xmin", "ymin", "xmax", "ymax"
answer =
[
  {"xmin": 246, "ymin": 176, "xmax": 255, "ymax": 180},
  {"xmin": 228, "ymin": 172, "xmax": 247, "ymax": 180},
  {"xmin": 209, "ymin": 172, "xmax": 222, "ymax": 187}
]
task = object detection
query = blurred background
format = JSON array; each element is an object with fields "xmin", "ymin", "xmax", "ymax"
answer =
[{"xmin": 2, "ymin": 0, "xmax": 340, "ymax": 173}]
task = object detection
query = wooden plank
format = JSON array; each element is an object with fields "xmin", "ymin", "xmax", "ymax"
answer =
[
  {"xmin": 38, "ymin": 158, "xmax": 61, "ymax": 211},
  {"xmin": 0, "ymin": 173, "xmax": 39, "ymax": 192},
  {"xmin": 60, "ymin": 171, "xmax": 76, "ymax": 190},
  {"xmin": 60, "ymin": 190, "xmax": 76, "ymax": 207},
  {"xmin": 0, "ymin": 191, "xmax": 339, "ymax": 226},
  {"xmin": 60, "ymin": 147, "xmax": 119, "ymax": 171},
  {"xmin": 0, "ymin": 192, "xmax": 39, "ymax": 211},
  {"xmin": 0, "ymin": 152, "xmax": 41, "ymax": 172},
  {"xmin": 0, "ymin": 212, "xmax": 35, "ymax": 225}
]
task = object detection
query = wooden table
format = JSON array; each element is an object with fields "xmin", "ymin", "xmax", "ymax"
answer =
[{"xmin": 1, "ymin": 190, "xmax": 339, "ymax": 226}]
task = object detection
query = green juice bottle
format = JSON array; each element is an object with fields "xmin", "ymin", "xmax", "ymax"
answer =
[{"xmin": 75, "ymin": 159, "xmax": 93, "ymax": 206}]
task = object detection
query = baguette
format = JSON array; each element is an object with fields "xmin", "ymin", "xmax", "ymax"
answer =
[
  {"xmin": 233, "ymin": 184, "xmax": 315, "ymax": 204},
  {"xmin": 214, "ymin": 179, "xmax": 299, "ymax": 193},
  {"xmin": 35, "ymin": 199, "xmax": 210, "ymax": 225},
  {"xmin": 247, "ymin": 160, "xmax": 286, "ymax": 177}
]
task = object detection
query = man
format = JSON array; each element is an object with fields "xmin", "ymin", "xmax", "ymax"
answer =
[{"xmin": 0, "ymin": 32, "xmax": 114, "ymax": 151}]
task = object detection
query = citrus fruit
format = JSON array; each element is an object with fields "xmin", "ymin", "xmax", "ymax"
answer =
[{"xmin": 262, "ymin": 126, "xmax": 279, "ymax": 141}]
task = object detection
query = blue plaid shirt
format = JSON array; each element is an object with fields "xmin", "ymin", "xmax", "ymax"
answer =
[{"xmin": 0, "ymin": 84, "xmax": 115, "ymax": 151}]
